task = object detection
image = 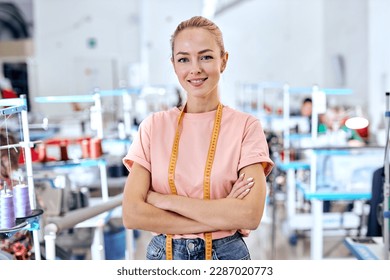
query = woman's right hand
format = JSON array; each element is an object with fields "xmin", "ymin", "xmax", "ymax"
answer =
[{"xmin": 227, "ymin": 173, "xmax": 254, "ymax": 199}]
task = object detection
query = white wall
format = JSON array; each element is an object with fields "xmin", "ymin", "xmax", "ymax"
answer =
[
  {"xmin": 33, "ymin": 0, "xmax": 140, "ymax": 115},
  {"xmin": 323, "ymin": 0, "xmax": 368, "ymax": 108},
  {"xmin": 368, "ymin": 0, "xmax": 390, "ymax": 137},
  {"xmin": 138, "ymin": 0, "xmax": 203, "ymax": 87},
  {"xmin": 215, "ymin": 0, "xmax": 324, "ymax": 107}
]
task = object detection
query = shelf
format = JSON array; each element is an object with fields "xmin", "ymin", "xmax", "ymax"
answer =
[
  {"xmin": 291, "ymin": 145, "xmax": 384, "ymax": 152},
  {"xmin": 322, "ymin": 88, "xmax": 353, "ymax": 95},
  {"xmin": 0, "ymin": 98, "xmax": 26, "ymax": 107},
  {"xmin": 31, "ymin": 158, "xmax": 106, "ymax": 170},
  {"xmin": 0, "ymin": 209, "xmax": 44, "ymax": 239},
  {"xmin": 276, "ymin": 160, "xmax": 310, "ymax": 171},
  {"xmin": 34, "ymin": 95, "xmax": 96, "ymax": 103},
  {"xmin": 102, "ymin": 138, "xmax": 132, "ymax": 145},
  {"xmin": 0, "ymin": 105, "xmax": 27, "ymax": 115},
  {"xmin": 286, "ymin": 133, "xmax": 311, "ymax": 140},
  {"xmin": 34, "ymin": 88, "xmax": 142, "ymax": 104},
  {"xmin": 297, "ymin": 182, "xmax": 371, "ymax": 201},
  {"xmin": 99, "ymin": 88, "xmax": 141, "ymax": 96}
]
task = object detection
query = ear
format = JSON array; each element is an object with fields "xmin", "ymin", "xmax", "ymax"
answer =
[{"xmin": 220, "ymin": 52, "xmax": 229, "ymax": 73}]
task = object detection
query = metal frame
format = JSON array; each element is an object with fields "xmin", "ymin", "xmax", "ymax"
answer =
[
  {"xmin": 34, "ymin": 92, "xmax": 108, "ymax": 200},
  {"xmin": 0, "ymin": 95, "xmax": 41, "ymax": 260},
  {"xmin": 383, "ymin": 92, "xmax": 390, "ymax": 259}
]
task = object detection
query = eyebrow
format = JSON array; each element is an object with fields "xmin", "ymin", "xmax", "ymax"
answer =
[{"xmin": 175, "ymin": 49, "xmax": 214, "ymax": 56}]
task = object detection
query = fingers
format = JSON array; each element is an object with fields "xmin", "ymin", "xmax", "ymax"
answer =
[
  {"xmin": 239, "ymin": 179, "xmax": 254, "ymax": 198},
  {"xmin": 227, "ymin": 174, "xmax": 245, "ymax": 198},
  {"xmin": 236, "ymin": 188, "xmax": 251, "ymax": 199},
  {"xmin": 228, "ymin": 174, "xmax": 255, "ymax": 199}
]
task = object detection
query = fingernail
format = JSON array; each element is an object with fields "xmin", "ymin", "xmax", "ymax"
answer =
[
  {"xmin": 247, "ymin": 177, "xmax": 253, "ymax": 182},
  {"xmin": 245, "ymin": 188, "xmax": 251, "ymax": 192},
  {"xmin": 247, "ymin": 182, "xmax": 254, "ymax": 186},
  {"xmin": 240, "ymin": 173, "xmax": 245, "ymax": 178}
]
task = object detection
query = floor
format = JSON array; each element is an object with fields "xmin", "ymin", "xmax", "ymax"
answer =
[{"xmin": 130, "ymin": 199, "xmax": 356, "ymax": 260}]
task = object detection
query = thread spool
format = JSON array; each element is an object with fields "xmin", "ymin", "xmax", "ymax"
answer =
[
  {"xmin": 0, "ymin": 190, "xmax": 16, "ymax": 229},
  {"xmin": 90, "ymin": 138, "xmax": 102, "ymax": 159},
  {"xmin": 60, "ymin": 141, "xmax": 69, "ymax": 161},
  {"xmin": 38, "ymin": 143, "xmax": 48, "ymax": 162},
  {"xmin": 81, "ymin": 139, "xmax": 90, "ymax": 159},
  {"xmin": 13, "ymin": 183, "xmax": 31, "ymax": 218}
]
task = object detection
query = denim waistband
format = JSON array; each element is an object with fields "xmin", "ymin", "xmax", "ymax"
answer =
[
  {"xmin": 155, "ymin": 231, "xmax": 242, "ymax": 251},
  {"xmin": 148, "ymin": 231, "xmax": 250, "ymax": 260}
]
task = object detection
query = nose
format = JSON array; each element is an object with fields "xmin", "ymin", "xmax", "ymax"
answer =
[{"xmin": 190, "ymin": 61, "xmax": 202, "ymax": 75}]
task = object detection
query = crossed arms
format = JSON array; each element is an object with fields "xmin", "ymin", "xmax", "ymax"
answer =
[{"xmin": 122, "ymin": 162, "xmax": 267, "ymax": 235}]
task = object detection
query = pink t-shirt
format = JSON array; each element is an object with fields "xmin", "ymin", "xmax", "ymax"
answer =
[{"xmin": 123, "ymin": 105, "xmax": 274, "ymax": 240}]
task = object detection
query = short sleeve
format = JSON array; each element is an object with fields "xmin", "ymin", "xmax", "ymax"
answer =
[
  {"xmin": 238, "ymin": 118, "xmax": 274, "ymax": 176},
  {"xmin": 122, "ymin": 116, "xmax": 152, "ymax": 173}
]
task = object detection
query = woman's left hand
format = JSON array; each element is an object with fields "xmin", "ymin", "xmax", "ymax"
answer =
[{"xmin": 227, "ymin": 173, "xmax": 254, "ymax": 199}]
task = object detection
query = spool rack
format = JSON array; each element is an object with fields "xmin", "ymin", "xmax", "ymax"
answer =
[{"xmin": 0, "ymin": 95, "xmax": 43, "ymax": 259}]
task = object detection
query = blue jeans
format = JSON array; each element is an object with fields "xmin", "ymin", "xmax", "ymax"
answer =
[{"xmin": 146, "ymin": 231, "xmax": 251, "ymax": 260}]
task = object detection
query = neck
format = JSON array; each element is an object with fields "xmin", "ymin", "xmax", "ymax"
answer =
[{"xmin": 184, "ymin": 96, "xmax": 220, "ymax": 113}]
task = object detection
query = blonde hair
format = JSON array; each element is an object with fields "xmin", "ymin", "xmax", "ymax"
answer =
[{"xmin": 170, "ymin": 16, "xmax": 226, "ymax": 58}]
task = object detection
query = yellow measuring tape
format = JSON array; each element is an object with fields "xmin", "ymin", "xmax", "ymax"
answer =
[{"xmin": 166, "ymin": 103, "xmax": 223, "ymax": 260}]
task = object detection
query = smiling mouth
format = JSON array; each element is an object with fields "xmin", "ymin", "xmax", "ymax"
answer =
[{"xmin": 188, "ymin": 78, "xmax": 208, "ymax": 85}]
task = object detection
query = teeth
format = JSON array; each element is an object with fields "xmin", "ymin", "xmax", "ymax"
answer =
[{"xmin": 190, "ymin": 79, "xmax": 204, "ymax": 84}]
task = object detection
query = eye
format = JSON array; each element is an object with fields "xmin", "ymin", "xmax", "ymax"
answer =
[
  {"xmin": 201, "ymin": 55, "xmax": 213, "ymax": 60},
  {"xmin": 177, "ymin": 57, "xmax": 189, "ymax": 63}
]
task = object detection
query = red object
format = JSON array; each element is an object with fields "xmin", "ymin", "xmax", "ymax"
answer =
[
  {"xmin": 90, "ymin": 138, "xmax": 103, "ymax": 158},
  {"xmin": 356, "ymin": 126, "xmax": 369, "ymax": 138},
  {"xmin": 81, "ymin": 139, "xmax": 90, "ymax": 158},
  {"xmin": 279, "ymin": 150, "xmax": 296, "ymax": 161},
  {"xmin": 18, "ymin": 137, "xmax": 94, "ymax": 163},
  {"xmin": 38, "ymin": 144, "xmax": 48, "ymax": 162},
  {"xmin": 18, "ymin": 146, "xmax": 56, "ymax": 164},
  {"xmin": 1, "ymin": 88, "xmax": 18, "ymax": 99},
  {"xmin": 18, "ymin": 147, "xmax": 39, "ymax": 164},
  {"xmin": 59, "ymin": 141, "xmax": 69, "ymax": 161}
]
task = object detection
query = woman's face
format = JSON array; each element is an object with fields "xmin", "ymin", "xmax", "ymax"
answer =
[{"xmin": 172, "ymin": 28, "xmax": 227, "ymax": 102}]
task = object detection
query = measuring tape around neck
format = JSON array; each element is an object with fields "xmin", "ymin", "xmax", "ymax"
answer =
[{"xmin": 166, "ymin": 103, "xmax": 223, "ymax": 260}]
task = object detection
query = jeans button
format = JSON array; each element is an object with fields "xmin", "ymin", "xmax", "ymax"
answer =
[{"xmin": 188, "ymin": 242, "xmax": 195, "ymax": 250}]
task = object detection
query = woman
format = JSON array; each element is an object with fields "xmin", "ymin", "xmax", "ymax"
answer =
[{"xmin": 122, "ymin": 16, "xmax": 274, "ymax": 260}]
